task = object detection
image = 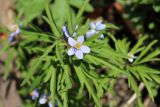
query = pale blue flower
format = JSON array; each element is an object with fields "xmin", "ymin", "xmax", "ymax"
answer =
[
  {"xmin": 48, "ymin": 101, "xmax": 52, "ymax": 107},
  {"xmin": 48, "ymin": 100, "xmax": 58, "ymax": 107},
  {"xmin": 86, "ymin": 20, "xmax": 106, "ymax": 38},
  {"xmin": 30, "ymin": 89, "xmax": 39, "ymax": 100},
  {"xmin": 39, "ymin": 95, "xmax": 48, "ymax": 104},
  {"xmin": 67, "ymin": 35, "xmax": 90, "ymax": 59},
  {"xmin": 9, "ymin": 28, "xmax": 20, "ymax": 42},
  {"xmin": 62, "ymin": 26, "xmax": 70, "ymax": 38},
  {"xmin": 62, "ymin": 25, "xmax": 77, "ymax": 37}
]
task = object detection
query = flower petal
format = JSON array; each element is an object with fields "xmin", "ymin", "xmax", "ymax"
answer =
[
  {"xmin": 15, "ymin": 29, "xmax": 21, "ymax": 35},
  {"xmin": 68, "ymin": 48, "xmax": 75, "ymax": 56},
  {"xmin": 48, "ymin": 101, "xmax": 52, "ymax": 107},
  {"xmin": 86, "ymin": 30, "xmax": 96, "ymax": 38},
  {"xmin": 128, "ymin": 58, "xmax": 134, "ymax": 63},
  {"xmin": 68, "ymin": 37, "xmax": 76, "ymax": 46},
  {"xmin": 80, "ymin": 45, "xmax": 90, "ymax": 53},
  {"xmin": 39, "ymin": 95, "xmax": 47, "ymax": 104},
  {"xmin": 62, "ymin": 26, "xmax": 70, "ymax": 38},
  {"xmin": 90, "ymin": 22, "xmax": 96, "ymax": 29},
  {"xmin": 99, "ymin": 34, "xmax": 104, "ymax": 39},
  {"xmin": 9, "ymin": 32, "xmax": 16, "ymax": 42},
  {"xmin": 95, "ymin": 20, "xmax": 102, "ymax": 26},
  {"xmin": 96, "ymin": 24, "xmax": 106, "ymax": 30},
  {"xmin": 72, "ymin": 32, "xmax": 77, "ymax": 37},
  {"xmin": 75, "ymin": 50, "xmax": 83, "ymax": 59},
  {"xmin": 77, "ymin": 35, "xmax": 84, "ymax": 44}
]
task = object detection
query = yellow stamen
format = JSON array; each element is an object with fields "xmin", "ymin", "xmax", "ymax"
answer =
[{"xmin": 74, "ymin": 42, "xmax": 82, "ymax": 49}]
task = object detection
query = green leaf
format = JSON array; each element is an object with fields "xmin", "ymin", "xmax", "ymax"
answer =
[
  {"xmin": 75, "ymin": 0, "xmax": 90, "ymax": 24},
  {"xmin": 50, "ymin": 67, "xmax": 57, "ymax": 107},
  {"xmin": 134, "ymin": 40, "xmax": 158, "ymax": 64},
  {"xmin": 127, "ymin": 74, "xmax": 141, "ymax": 98},
  {"xmin": 106, "ymin": 23, "xmax": 119, "ymax": 30},
  {"xmin": 44, "ymin": 65, "xmax": 54, "ymax": 83},
  {"xmin": 133, "ymin": 65, "xmax": 160, "ymax": 75},
  {"xmin": 3, "ymin": 48, "xmax": 15, "ymax": 79},
  {"xmin": 51, "ymin": 0, "xmax": 68, "ymax": 28},
  {"xmin": 136, "ymin": 49, "xmax": 160, "ymax": 64},
  {"xmin": 69, "ymin": 0, "xmax": 94, "ymax": 12},
  {"xmin": 130, "ymin": 35, "xmax": 148, "ymax": 54},
  {"xmin": 17, "ymin": 0, "xmax": 45, "ymax": 25},
  {"xmin": 139, "ymin": 72, "xmax": 154, "ymax": 101},
  {"xmin": 45, "ymin": 3, "xmax": 61, "ymax": 36},
  {"xmin": 21, "ymin": 43, "xmax": 56, "ymax": 86},
  {"xmin": 56, "ymin": 43, "xmax": 64, "ymax": 66},
  {"xmin": 74, "ymin": 66, "xmax": 102, "ymax": 107}
]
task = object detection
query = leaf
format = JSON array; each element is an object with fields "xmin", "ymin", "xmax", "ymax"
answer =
[
  {"xmin": 134, "ymin": 40, "xmax": 158, "ymax": 64},
  {"xmin": 74, "ymin": 65, "xmax": 102, "ymax": 107},
  {"xmin": 50, "ymin": 67, "xmax": 57, "ymax": 107},
  {"xmin": 106, "ymin": 23, "xmax": 119, "ymax": 30},
  {"xmin": 45, "ymin": 3, "xmax": 61, "ymax": 36},
  {"xmin": 56, "ymin": 43, "xmax": 64, "ymax": 66},
  {"xmin": 21, "ymin": 43, "xmax": 56, "ymax": 86},
  {"xmin": 44, "ymin": 65, "xmax": 54, "ymax": 83},
  {"xmin": 76, "ymin": 19, "xmax": 90, "ymax": 36},
  {"xmin": 139, "ymin": 72, "xmax": 154, "ymax": 101},
  {"xmin": 127, "ymin": 74, "xmax": 141, "ymax": 98},
  {"xmin": 75, "ymin": 0, "xmax": 90, "ymax": 24},
  {"xmin": 3, "ymin": 48, "xmax": 15, "ymax": 79},
  {"xmin": 68, "ymin": 0, "xmax": 94, "ymax": 12},
  {"xmin": 17, "ymin": 0, "xmax": 45, "ymax": 25},
  {"xmin": 136, "ymin": 49, "xmax": 160, "ymax": 64},
  {"xmin": 133, "ymin": 65, "xmax": 160, "ymax": 75},
  {"xmin": 51, "ymin": 0, "xmax": 68, "ymax": 28},
  {"xmin": 130, "ymin": 35, "xmax": 148, "ymax": 54}
]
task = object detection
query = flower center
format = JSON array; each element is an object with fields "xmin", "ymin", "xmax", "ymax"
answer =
[{"xmin": 74, "ymin": 42, "xmax": 82, "ymax": 49}]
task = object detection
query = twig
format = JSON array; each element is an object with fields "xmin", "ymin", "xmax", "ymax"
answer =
[{"xmin": 123, "ymin": 82, "xmax": 145, "ymax": 107}]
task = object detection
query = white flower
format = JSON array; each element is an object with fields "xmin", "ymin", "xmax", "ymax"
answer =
[
  {"xmin": 39, "ymin": 95, "xmax": 48, "ymax": 104},
  {"xmin": 86, "ymin": 20, "xmax": 106, "ymax": 38},
  {"xmin": 67, "ymin": 35, "xmax": 90, "ymax": 59},
  {"xmin": 128, "ymin": 53, "xmax": 137, "ymax": 63}
]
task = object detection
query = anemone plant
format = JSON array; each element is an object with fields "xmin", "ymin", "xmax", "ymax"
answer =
[{"xmin": 1, "ymin": 0, "xmax": 160, "ymax": 107}]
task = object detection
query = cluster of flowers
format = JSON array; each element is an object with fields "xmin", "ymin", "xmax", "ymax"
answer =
[
  {"xmin": 62, "ymin": 20, "xmax": 106, "ymax": 59},
  {"xmin": 30, "ymin": 89, "xmax": 57, "ymax": 107},
  {"xmin": 8, "ymin": 20, "xmax": 137, "ymax": 62}
]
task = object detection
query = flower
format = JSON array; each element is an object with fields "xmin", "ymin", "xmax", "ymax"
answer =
[
  {"xmin": 39, "ymin": 95, "xmax": 48, "ymax": 104},
  {"xmin": 86, "ymin": 20, "xmax": 106, "ymax": 38},
  {"xmin": 62, "ymin": 25, "xmax": 70, "ymax": 38},
  {"xmin": 62, "ymin": 25, "xmax": 77, "ymax": 38},
  {"xmin": 8, "ymin": 24, "xmax": 21, "ymax": 42},
  {"xmin": 30, "ymin": 89, "xmax": 39, "ymax": 100},
  {"xmin": 67, "ymin": 35, "xmax": 90, "ymax": 59},
  {"xmin": 8, "ymin": 25, "xmax": 21, "ymax": 42},
  {"xmin": 128, "ymin": 53, "xmax": 137, "ymax": 63},
  {"xmin": 48, "ymin": 101, "xmax": 58, "ymax": 107},
  {"xmin": 48, "ymin": 101, "xmax": 52, "ymax": 107}
]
